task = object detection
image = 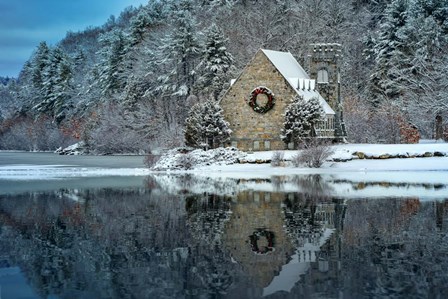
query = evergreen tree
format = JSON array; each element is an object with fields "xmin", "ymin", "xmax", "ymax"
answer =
[
  {"xmin": 153, "ymin": 0, "xmax": 201, "ymax": 97},
  {"xmin": 368, "ymin": 0, "xmax": 448, "ymax": 130},
  {"xmin": 97, "ymin": 29, "xmax": 129, "ymax": 99},
  {"xmin": 31, "ymin": 42, "xmax": 51, "ymax": 91},
  {"xmin": 281, "ymin": 96, "xmax": 324, "ymax": 146},
  {"xmin": 197, "ymin": 24, "xmax": 234, "ymax": 99},
  {"xmin": 129, "ymin": 9, "xmax": 153, "ymax": 46},
  {"xmin": 51, "ymin": 47, "xmax": 74, "ymax": 121},
  {"xmin": 369, "ymin": 0, "xmax": 411, "ymax": 105},
  {"xmin": 34, "ymin": 47, "xmax": 74, "ymax": 122},
  {"xmin": 184, "ymin": 100, "xmax": 231, "ymax": 150}
]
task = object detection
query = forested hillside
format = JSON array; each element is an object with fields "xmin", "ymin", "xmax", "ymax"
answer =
[{"xmin": 1, "ymin": 0, "xmax": 447, "ymax": 153}]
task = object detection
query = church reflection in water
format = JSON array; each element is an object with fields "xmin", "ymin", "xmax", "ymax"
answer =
[
  {"xmin": 185, "ymin": 185, "xmax": 346, "ymax": 298},
  {"xmin": 0, "ymin": 175, "xmax": 447, "ymax": 298}
]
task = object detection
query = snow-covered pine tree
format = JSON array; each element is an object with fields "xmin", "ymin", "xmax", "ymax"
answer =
[
  {"xmin": 143, "ymin": 0, "xmax": 202, "ymax": 134},
  {"xmin": 30, "ymin": 42, "xmax": 50, "ymax": 92},
  {"xmin": 51, "ymin": 47, "xmax": 74, "ymax": 122},
  {"xmin": 129, "ymin": 9, "xmax": 153, "ymax": 46},
  {"xmin": 281, "ymin": 96, "xmax": 324, "ymax": 146},
  {"xmin": 12, "ymin": 61, "xmax": 35, "ymax": 112},
  {"xmin": 97, "ymin": 29, "xmax": 129, "ymax": 99},
  {"xmin": 23, "ymin": 41, "xmax": 52, "ymax": 109},
  {"xmin": 153, "ymin": 0, "xmax": 201, "ymax": 98},
  {"xmin": 121, "ymin": 2, "xmax": 172, "ymax": 109},
  {"xmin": 34, "ymin": 47, "xmax": 74, "ymax": 122},
  {"xmin": 369, "ymin": 0, "xmax": 448, "ymax": 133},
  {"xmin": 184, "ymin": 99, "xmax": 231, "ymax": 150},
  {"xmin": 369, "ymin": 0, "xmax": 411, "ymax": 106},
  {"xmin": 196, "ymin": 24, "xmax": 234, "ymax": 99},
  {"xmin": 33, "ymin": 47, "xmax": 73, "ymax": 123}
]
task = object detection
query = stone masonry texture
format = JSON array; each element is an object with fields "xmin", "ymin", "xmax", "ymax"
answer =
[{"xmin": 220, "ymin": 50, "xmax": 297, "ymax": 151}]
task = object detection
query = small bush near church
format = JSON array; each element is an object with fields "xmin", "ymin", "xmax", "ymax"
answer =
[{"xmin": 292, "ymin": 140, "xmax": 334, "ymax": 168}]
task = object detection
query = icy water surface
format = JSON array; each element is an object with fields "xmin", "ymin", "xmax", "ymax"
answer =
[{"xmin": 0, "ymin": 154, "xmax": 448, "ymax": 298}]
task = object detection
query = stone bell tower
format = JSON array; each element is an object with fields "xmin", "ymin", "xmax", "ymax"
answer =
[{"xmin": 308, "ymin": 43, "xmax": 347, "ymax": 139}]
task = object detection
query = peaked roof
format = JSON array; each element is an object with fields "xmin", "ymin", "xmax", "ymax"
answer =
[
  {"xmin": 261, "ymin": 49, "xmax": 335, "ymax": 115},
  {"xmin": 261, "ymin": 49, "xmax": 309, "ymax": 79}
]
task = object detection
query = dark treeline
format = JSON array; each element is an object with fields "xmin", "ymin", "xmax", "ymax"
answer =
[{"xmin": 1, "ymin": 0, "xmax": 447, "ymax": 152}]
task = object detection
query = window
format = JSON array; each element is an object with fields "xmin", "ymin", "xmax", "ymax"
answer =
[
  {"xmin": 317, "ymin": 69, "xmax": 329, "ymax": 83},
  {"xmin": 231, "ymin": 141, "xmax": 238, "ymax": 148},
  {"xmin": 264, "ymin": 141, "xmax": 271, "ymax": 150},
  {"xmin": 253, "ymin": 141, "xmax": 260, "ymax": 150},
  {"xmin": 265, "ymin": 192, "xmax": 271, "ymax": 202}
]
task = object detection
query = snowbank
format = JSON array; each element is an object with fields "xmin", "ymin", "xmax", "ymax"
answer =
[
  {"xmin": 330, "ymin": 142, "xmax": 448, "ymax": 161},
  {"xmin": 240, "ymin": 142, "xmax": 448, "ymax": 163},
  {"xmin": 55, "ymin": 141, "xmax": 87, "ymax": 155},
  {"xmin": 152, "ymin": 147, "xmax": 247, "ymax": 171},
  {"xmin": 151, "ymin": 142, "xmax": 448, "ymax": 171}
]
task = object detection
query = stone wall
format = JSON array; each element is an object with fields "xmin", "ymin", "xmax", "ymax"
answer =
[
  {"xmin": 308, "ymin": 43, "xmax": 347, "ymax": 139},
  {"xmin": 307, "ymin": 43, "xmax": 341, "ymax": 111},
  {"xmin": 220, "ymin": 50, "xmax": 297, "ymax": 151}
]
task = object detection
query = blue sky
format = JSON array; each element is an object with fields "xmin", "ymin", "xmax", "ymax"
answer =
[{"xmin": 0, "ymin": 0, "xmax": 149, "ymax": 78}]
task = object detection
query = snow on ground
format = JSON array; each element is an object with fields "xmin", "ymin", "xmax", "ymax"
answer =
[
  {"xmin": 55, "ymin": 141, "xmax": 87, "ymax": 155},
  {"xmin": 152, "ymin": 140, "xmax": 448, "ymax": 174},
  {"xmin": 152, "ymin": 147, "xmax": 247, "ymax": 171},
  {"xmin": 239, "ymin": 141, "xmax": 448, "ymax": 162},
  {"xmin": 193, "ymin": 158, "xmax": 448, "ymax": 179},
  {"xmin": 331, "ymin": 141, "xmax": 448, "ymax": 159}
]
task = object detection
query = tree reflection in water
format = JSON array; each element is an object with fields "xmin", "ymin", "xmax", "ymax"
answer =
[{"xmin": 0, "ymin": 174, "xmax": 447, "ymax": 298}]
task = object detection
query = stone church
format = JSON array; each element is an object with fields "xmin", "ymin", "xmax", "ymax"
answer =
[{"xmin": 220, "ymin": 43, "xmax": 346, "ymax": 151}]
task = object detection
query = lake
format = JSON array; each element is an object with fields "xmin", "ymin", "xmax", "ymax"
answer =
[{"xmin": 0, "ymin": 153, "xmax": 447, "ymax": 298}]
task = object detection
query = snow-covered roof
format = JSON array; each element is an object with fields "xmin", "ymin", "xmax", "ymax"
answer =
[
  {"xmin": 261, "ymin": 49, "xmax": 335, "ymax": 115},
  {"xmin": 298, "ymin": 89, "xmax": 335, "ymax": 115},
  {"xmin": 261, "ymin": 49, "xmax": 309, "ymax": 79}
]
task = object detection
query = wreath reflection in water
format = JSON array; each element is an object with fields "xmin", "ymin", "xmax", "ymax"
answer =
[
  {"xmin": 247, "ymin": 86, "xmax": 275, "ymax": 114},
  {"xmin": 249, "ymin": 229, "xmax": 275, "ymax": 254}
]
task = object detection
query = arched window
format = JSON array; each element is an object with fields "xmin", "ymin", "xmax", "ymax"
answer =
[{"xmin": 317, "ymin": 69, "xmax": 329, "ymax": 83}]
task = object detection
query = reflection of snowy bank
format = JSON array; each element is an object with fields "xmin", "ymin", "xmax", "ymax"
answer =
[{"xmin": 151, "ymin": 172, "xmax": 448, "ymax": 200}]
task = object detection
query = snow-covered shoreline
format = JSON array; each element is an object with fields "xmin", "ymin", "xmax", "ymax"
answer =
[
  {"xmin": 1, "ymin": 142, "xmax": 447, "ymax": 199},
  {"xmin": 152, "ymin": 141, "xmax": 448, "ymax": 171},
  {"xmin": 0, "ymin": 141, "xmax": 447, "ymax": 181},
  {"xmin": 235, "ymin": 142, "xmax": 448, "ymax": 162}
]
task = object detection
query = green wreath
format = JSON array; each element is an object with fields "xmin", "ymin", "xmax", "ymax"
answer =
[{"xmin": 247, "ymin": 86, "xmax": 275, "ymax": 114}]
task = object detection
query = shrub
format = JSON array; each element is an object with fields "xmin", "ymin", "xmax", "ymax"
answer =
[
  {"xmin": 176, "ymin": 153, "xmax": 196, "ymax": 170},
  {"xmin": 270, "ymin": 151, "xmax": 285, "ymax": 167},
  {"xmin": 292, "ymin": 140, "xmax": 334, "ymax": 168}
]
